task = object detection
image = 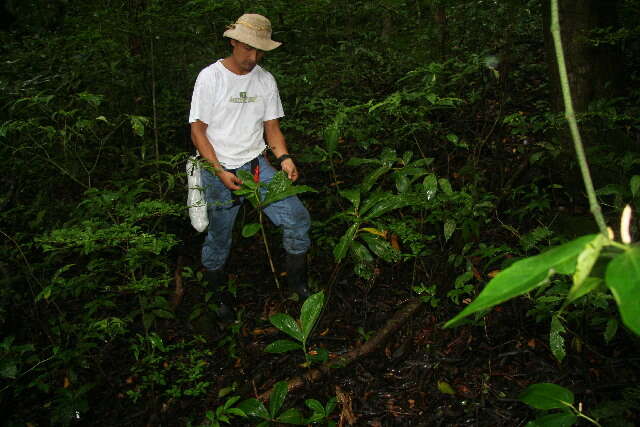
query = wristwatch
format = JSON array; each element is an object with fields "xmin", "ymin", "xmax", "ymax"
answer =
[{"xmin": 277, "ymin": 154, "xmax": 292, "ymax": 164}]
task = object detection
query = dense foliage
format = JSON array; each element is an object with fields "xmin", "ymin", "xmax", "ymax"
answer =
[{"xmin": 2, "ymin": 0, "xmax": 639, "ymax": 425}]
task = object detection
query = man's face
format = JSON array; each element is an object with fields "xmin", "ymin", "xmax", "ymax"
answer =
[{"xmin": 231, "ymin": 40, "xmax": 264, "ymax": 73}]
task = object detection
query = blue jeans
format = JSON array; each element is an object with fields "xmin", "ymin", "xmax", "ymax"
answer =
[{"xmin": 201, "ymin": 155, "xmax": 311, "ymax": 271}]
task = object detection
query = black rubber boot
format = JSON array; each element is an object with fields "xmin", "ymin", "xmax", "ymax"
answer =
[
  {"xmin": 286, "ymin": 252, "xmax": 310, "ymax": 300},
  {"xmin": 203, "ymin": 270, "xmax": 234, "ymax": 322}
]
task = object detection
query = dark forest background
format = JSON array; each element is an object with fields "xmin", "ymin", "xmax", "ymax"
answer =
[{"xmin": 1, "ymin": 0, "xmax": 640, "ymax": 425}]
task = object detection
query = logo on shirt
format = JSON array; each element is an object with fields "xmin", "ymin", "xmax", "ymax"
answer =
[{"xmin": 229, "ymin": 91, "xmax": 257, "ymax": 103}]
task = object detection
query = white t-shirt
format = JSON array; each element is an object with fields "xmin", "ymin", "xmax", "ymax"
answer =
[{"xmin": 189, "ymin": 60, "xmax": 284, "ymax": 169}]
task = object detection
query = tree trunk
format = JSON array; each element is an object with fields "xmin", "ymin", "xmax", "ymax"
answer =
[{"xmin": 542, "ymin": 0, "xmax": 621, "ymax": 115}]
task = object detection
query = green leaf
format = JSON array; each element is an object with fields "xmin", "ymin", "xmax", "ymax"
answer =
[
  {"xmin": 305, "ymin": 399, "xmax": 325, "ymax": 414},
  {"xmin": 300, "ymin": 291, "xmax": 324, "ymax": 339},
  {"xmin": 276, "ymin": 407, "xmax": 305, "ymax": 424},
  {"xmin": 360, "ymin": 234, "xmax": 400, "ymax": 262},
  {"xmin": 360, "ymin": 166, "xmax": 391, "ymax": 193},
  {"xmin": 226, "ymin": 407, "xmax": 247, "ymax": 417},
  {"xmin": 269, "ymin": 313, "xmax": 303, "ymax": 342},
  {"xmin": 395, "ymin": 174, "xmax": 411, "ymax": 193},
  {"xmin": 437, "ymin": 381, "xmax": 456, "ymax": 395},
  {"xmin": 519, "ymin": 383, "xmax": 574, "ymax": 410},
  {"xmin": 350, "ymin": 241, "xmax": 374, "ymax": 263},
  {"xmin": 242, "ymin": 223, "xmax": 261, "ymax": 238},
  {"xmin": 572, "ymin": 234, "xmax": 607, "ymax": 289},
  {"xmin": 604, "ymin": 317, "xmax": 618, "ymax": 344},
  {"xmin": 237, "ymin": 398, "xmax": 269, "ymax": 419},
  {"xmin": 334, "ymin": 223, "xmax": 359, "ymax": 262},
  {"xmin": 423, "ymin": 174, "xmax": 438, "ymax": 200},
  {"xmin": 438, "ymin": 178, "xmax": 453, "ymax": 195},
  {"xmin": 129, "ymin": 115, "xmax": 149, "ymax": 137},
  {"xmin": 444, "ymin": 219, "xmax": 456, "ymax": 241},
  {"xmin": 605, "ymin": 247, "xmax": 640, "ymax": 335},
  {"xmin": 445, "ymin": 235, "xmax": 596, "ymax": 328},
  {"xmin": 263, "ymin": 171, "xmax": 316, "ymax": 206},
  {"xmin": 631, "ymin": 175, "xmax": 640, "ymax": 198},
  {"xmin": 324, "ymin": 123, "xmax": 340, "ymax": 154},
  {"xmin": 152, "ymin": 309, "xmax": 175, "ymax": 319},
  {"xmin": 0, "ymin": 363, "xmax": 18, "ymax": 379},
  {"xmin": 326, "ymin": 397, "xmax": 337, "ymax": 414},
  {"xmin": 362, "ymin": 194, "xmax": 409, "ymax": 220},
  {"xmin": 526, "ymin": 412, "xmax": 577, "ymax": 427},
  {"xmin": 269, "ymin": 381, "xmax": 289, "ymax": 417},
  {"xmin": 565, "ymin": 277, "xmax": 601, "ymax": 305},
  {"xmin": 339, "ymin": 188, "xmax": 361, "ymax": 210},
  {"xmin": 550, "ymin": 316, "xmax": 566, "ymax": 362},
  {"xmin": 264, "ymin": 339, "xmax": 302, "ymax": 353}
]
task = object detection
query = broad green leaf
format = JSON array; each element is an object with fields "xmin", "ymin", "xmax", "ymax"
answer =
[
  {"xmin": 519, "ymin": 383, "xmax": 574, "ymax": 410},
  {"xmin": 526, "ymin": 412, "xmax": 577, "ymax": 427},
  {"xmin": 438, "ymin": 178, "xmax": 453, "ymax": 195},
  {"xmin": 223, "ymin": 395, "xmax": 241, "ymax": 409},
  {"xmin": 152, "ymin": 309, "xmax": 174, "ymax": 319},
  {"xmin": 333, "ymin": 223, "xmax": 358, "ymax": 262},
  {"xmin": 350, "ymin": 241, "xmax": 374, "ymax": 263},
  {"xmin": 360, "ymin": 166, "xmax": 390, "ymax": 193},
  {"xmin": 402, "ymin": 151, "xmax": 413, "ymax": 165},
  {"xmin": 263, "ymin": 171, "xmax": 316, "ymax": 206},
  {"xmin": 236, "ymin": 170, "xmax": 257, "ymax": 189},
  {"xmin": 269, "ymin": 313, "xmax": 303, "ymax": 342},
  {"xmin": 346, "ymin": 157, "xmax": 381, "ymax": 167},
  {"xmin": 324, "ymin": 123, "xmax": 339, "ymax": 154},
  {"xmin": 444, "ymin": 219, "xmax": 456, "ymax": 241},
  {"xmin": 276, "ymin": 407, "xmax": 305, "ymax": 424},
  {"xmin": 0, "ymin": 363, "xmax": 18, "ymax": 379},
  {"xmin": 572, "ymin": 234, "xmax": 607, "ymax": 289},
  {"xmin": 237, "ymin": 398, "xmax": 269, "ymax": 419},
  {"xmin": 326, "ymin": 397, "xmax": 337, "ymax": 414},
  {"xmin": 565, "ymin": 277, "xmax": 601, "ymax": 305},
  {"xmin": 445, "ymin": 235, "xmax": 596, "ymax": 328},
  {"xmin": 604, "ymin": 318, "xmax": 618, "ymax": 344},
  {"xmin": 550, "ymin": 316, "xmax": 566, "ymax": 362},
  {"xmin": 631, "ymin": 175, "xmax": 640, "ymax": 198},
  {"xmin": 395, "ymin": 174, "xmax": 411, "ymax": 193},
  {"xmin": 360, "ymin": 234, "xmax": 400, "ymax": 262},
  {"xmin": 270, "ymin": 381, "xmax": 289, "ymax": 418},
  {"xmin": 605, "ymin": 247, "xmax": 640, "ymax": 335},
  {"xmin": 423, "ymin": 174, "xmax": 438, "ymax": 200},
  {"xmin": 362, "ymin": 194, "xmax": 409, "ymax": 220},
  {"xmin": 264, "ymin": 339, "xmax": 302, "ymax": 353},
  {"xmin": 129, "ymin": 115, "xmax": 149, "ymax": 137},
  {"xmin": 339, "ymin": 188, "xmax": 361, "ymax": 210},
  {"xmin": 242, "ymin": 223, "xmax": 261, "ymax": 238},
  {"xmin": 300, "ymin": 291, "xmax": 324, "ymax": 339},
  {"xmin": 305, "ymin": 399, "xmax": 325, "ymax": 414}
]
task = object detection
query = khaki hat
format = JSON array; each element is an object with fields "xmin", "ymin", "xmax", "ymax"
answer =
[{"xmin": 223, "ymin": 14, "xmax": 282, "ymax": 51}]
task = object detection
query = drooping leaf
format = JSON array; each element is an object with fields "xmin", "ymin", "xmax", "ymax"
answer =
[
  {"xmin": 334, "ymin": 223, "xmax": 359, "ymax": 262},
  {"xmin": 445, "ymin": 235, "xmax": 596, "ymax": 328},
  {"xmin": 269, "ymin": 381, "xmax": 289, "ymax": 418},
  {"xmin": 565, "ymin": 277, "xmax": 601, "ymax": 305},
  {"xmin": 360, "ymin": 234, "xmax": 401, "ymax": 262},
  {"xmin": 360, "ymin": 166, "xmax": 391, "ymax": 193},
  {"xmin": 550, "ymin": 316, "xmax": 566, "ymax": 362},
  {"xmin": 269, "ymin": 313, "xmax": 303, "ymax": 342},
  {"xmin": 300, "ymin": 291, "xmax": 324, "ymax": 339},
  {"xmin": 264, "ymin": 339, "xmax": 302, "ymax": 353},
  {"xmin": 605, "ymin": 247, "xmax": 640, "ymax": 335},
  {"xmin": 263, "ymin": 171, "xmax": 316, "ymax": 207},
  {"xmin": 526, "ymin": 412, "xmax": 577, "ymax": 427},
  {"xmin": 438, "ymin": 178, "xmax": 453, "ymax": 195},
  {"xmin": 362, "ymin": 194, "xmax": 409, "ymax": 220},
  {"xmin": 444, "ymin": 219, "xmax": 456, "ymax": 241},
  {"xmin": 519, "ymin": 383, "xmax": 574, "ymax": 410},
  {"xmin": 276, "ymin": 407, "xmax": 305, "ymax": 424},
  {"xmin": 422, "ymin": 174, "xmax": 438, "ymax": 201},
  {"xmin": 572, "ymin": 234, "xmax": 607, "ymax": 289},
  {"xmin": 237, "ymin": 398, "xmax": 269, "ymax": 419},
  {"xmin": 350, "ymin": 240, "xmax": 374, "ymax": 263},
  {"xmin": 339, "ymin": 188, "xmax": 361, "ymax": 210},
  {"xmin": 241, "ymin": 223, "xmax": 261, "ymax": 238}
]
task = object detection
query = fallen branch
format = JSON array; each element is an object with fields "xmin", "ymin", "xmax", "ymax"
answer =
[{"xmin": 258, "ymin": 298, "xmax": 423, "ymax": 401}]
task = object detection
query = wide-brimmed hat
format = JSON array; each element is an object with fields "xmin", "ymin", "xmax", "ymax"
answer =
[{"xmin": 223, "ymin": 14, "xmax": 282, "ymax": 51}]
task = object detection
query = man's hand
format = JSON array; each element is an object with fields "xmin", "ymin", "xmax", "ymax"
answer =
[
  {"xmin": 217, "ymin": 170, "xmax": 243, "ymax": 190},
  {"xmin": 281, "ymin": 158, "xmax": 299, "ymax": 182}
]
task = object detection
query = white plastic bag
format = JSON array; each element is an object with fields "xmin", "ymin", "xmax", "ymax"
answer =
[{"xmin": 186, "ymin": 156, "xmax": 209, "ymax": 232}]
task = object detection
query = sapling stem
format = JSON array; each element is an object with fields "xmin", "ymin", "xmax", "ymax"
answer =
[
  {"xmin": 258, "ymin": 207, "xmax": 281, "ymax": 289},
  {"xmin": 550, "ymin": 0, "xmax": 607, "ymax": 235}
]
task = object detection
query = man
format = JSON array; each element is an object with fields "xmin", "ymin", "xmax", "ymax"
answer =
[{"xmin": 189, "ymin": 13, "xmax": 311, "ymax": 320}]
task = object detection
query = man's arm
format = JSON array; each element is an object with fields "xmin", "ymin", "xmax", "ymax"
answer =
[
  {"xmin": 190, "ymin": 120, "xmax": 242, "ymax": 190},
  {"xmin": 264, "ymin": 118, "xmax": 299, "ymax": 182}
]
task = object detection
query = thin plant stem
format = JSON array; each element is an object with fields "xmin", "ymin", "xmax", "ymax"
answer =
[
  {"xmin": 550, "ymin": 0, "xmax": 607, "ymax": 235},
  {"xmin": 258, "ymin": 205, "xmax": 281, "ymax": 289}
]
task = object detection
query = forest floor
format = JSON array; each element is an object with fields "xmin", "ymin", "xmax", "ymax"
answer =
[{"xmin": 96, "ymin": 220, "xmax": 640, "ymax": 427}]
